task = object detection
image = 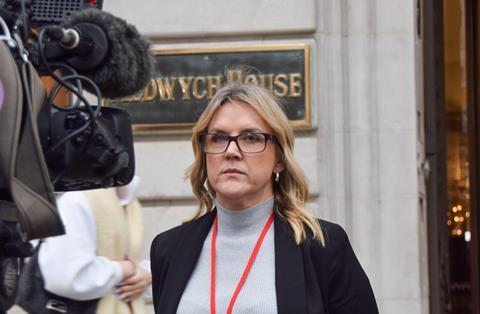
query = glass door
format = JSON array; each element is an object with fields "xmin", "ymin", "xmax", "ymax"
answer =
[{"xmin": 443, "ymin": 0, "xmax": 480, "ymax": 312}]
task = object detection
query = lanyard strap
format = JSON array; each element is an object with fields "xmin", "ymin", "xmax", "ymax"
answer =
[{"xmin": 210, "ymin": 211, "xmax": 275, "ymax": 314}]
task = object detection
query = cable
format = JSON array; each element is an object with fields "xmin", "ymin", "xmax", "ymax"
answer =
[
  {"xmin": 38, "ymin": 27, "xmax": 102, "ymax": 116},
  {"xmin": 37, "ymin": 27, "xmax": 106, "ymax": 185},
  {"xmin": 19, "ymin": 0, "xmax": 27, "ymax": 42},
  {"xmin": 46, "ymin": 63, "xmax": 84, "ymax": 111}
]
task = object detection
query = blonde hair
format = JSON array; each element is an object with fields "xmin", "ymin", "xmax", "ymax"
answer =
[{"xmin": 185, "ymin": 82, "xmax": 324, "ymax": 245}]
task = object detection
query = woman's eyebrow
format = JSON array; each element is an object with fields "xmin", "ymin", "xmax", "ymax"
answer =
[
  {"xmin": 242, "ymin": 128, "xmax": 263, "ymax": 133},
  {"xmin": 208, "ymin": 128, "xmax": 227, "ymax": 134},
  {"xmin": 208, "ymin": 127, "xmax": 263, "ymax": 134}
]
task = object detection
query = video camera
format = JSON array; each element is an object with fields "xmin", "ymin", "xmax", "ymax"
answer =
[{"xmin": 0, "ymin": 0, "xmax": 153, "ymax": 310}]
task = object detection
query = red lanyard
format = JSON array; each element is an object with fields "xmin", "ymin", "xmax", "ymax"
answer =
[{"xmin": 210, "ymin": 211, "xmax": 275, "ymax": 314}]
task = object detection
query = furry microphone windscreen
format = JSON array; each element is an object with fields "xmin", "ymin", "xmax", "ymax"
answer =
[{"xmin": 65, "ymin": 9, "xmax": 154, "ymax": 99}]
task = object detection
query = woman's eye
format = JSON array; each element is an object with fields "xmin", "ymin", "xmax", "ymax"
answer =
[
  {"xmin": 211, "ymin": 134, "xmax": 228, "ymax": 143},
  {"xmin": 243, "ymin": 133, "xmax": 262, "ymax": 143}
]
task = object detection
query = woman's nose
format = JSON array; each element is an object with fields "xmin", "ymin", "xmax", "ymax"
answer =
[{"xmin": 224, "ymin": 139, "xmax": 242, "ymax": 157}]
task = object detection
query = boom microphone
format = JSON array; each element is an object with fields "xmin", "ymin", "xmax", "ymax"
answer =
[{"xmin": 42, "ymin": 8, "xmax": 154, "ymax": 99}]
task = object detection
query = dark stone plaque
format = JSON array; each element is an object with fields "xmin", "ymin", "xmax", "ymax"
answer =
[{"xmin": 107, "ymin": 44, "xmax": 312, "ymax": 133}]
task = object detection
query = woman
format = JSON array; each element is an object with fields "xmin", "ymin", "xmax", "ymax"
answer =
[
  {"xmin": 150, "ymin": 82, "xmax": 378, "ymax": 314},
  {"xmin": 35, "ymin": 177, "xmax": 152, "ymax": 314}
]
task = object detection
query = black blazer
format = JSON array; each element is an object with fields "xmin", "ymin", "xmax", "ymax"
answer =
[{"xmin": 150, "ymin": 210, "xmax": 379, "ymax": 314}]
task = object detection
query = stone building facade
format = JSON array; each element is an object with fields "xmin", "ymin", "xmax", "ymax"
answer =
[{"xmin": 100, "ymin": 1, "xmax": 427, "ymax": 313}]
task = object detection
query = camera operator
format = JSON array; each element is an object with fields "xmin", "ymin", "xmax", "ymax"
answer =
[
  {"xmin": 0, "ymin": 18, "xmax": 64, "ymax": 311},
  {"xmin": 0, "ymin": 0, "xmax": 153, "ymax": 312}
]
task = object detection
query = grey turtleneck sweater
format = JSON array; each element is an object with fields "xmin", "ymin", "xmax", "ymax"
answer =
[{"xmin": 177, "ymin": 197, "xmax": 278, "ymax": 314}]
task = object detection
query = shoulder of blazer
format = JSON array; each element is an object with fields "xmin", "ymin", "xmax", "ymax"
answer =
[
  {"xmin": 150, "ymin": 211, "xmax": 215, "ymax": 261},
  {"xmin": 317, "ymin": 219, "xmax": 349, "ymax": 250},
  {"xmin": 313, "ymin": 219, "xmax": 379, "ymax": 314},
  {"xmin": 298, "ymin": 219, "xmax": 348, "ymax": 253},
  {"xmin": 299, "ymin": 219, "xmax": 353, "ymax": 289}
]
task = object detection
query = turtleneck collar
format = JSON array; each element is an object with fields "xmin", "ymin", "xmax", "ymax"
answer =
[{"xmin": 214, "ymin": 196, "xmax": 275, "ymax": 235}]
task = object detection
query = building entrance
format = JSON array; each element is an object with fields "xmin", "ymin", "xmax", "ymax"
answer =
[{"xmin": 424, "ymin": 0, "xmax": 480, "ymax": 313}]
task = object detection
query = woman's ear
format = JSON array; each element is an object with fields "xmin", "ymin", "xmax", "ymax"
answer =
[{"xmin": 273, "ymin": 163, "xmax": 285, "ymax": 174}]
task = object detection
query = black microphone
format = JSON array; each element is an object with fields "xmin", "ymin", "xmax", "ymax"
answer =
[
  {"xmin": 42, "ymin": 8, "xmax": 154, "ymax": 99},
  {"xmin": 49, "ymin": 27, "xmax": 81, "ymax": 49}
]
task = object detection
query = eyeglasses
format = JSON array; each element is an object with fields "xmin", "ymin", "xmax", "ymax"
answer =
[{"xmin": 200, "ymin": 132, "xmax": 277, "ymax": 154}]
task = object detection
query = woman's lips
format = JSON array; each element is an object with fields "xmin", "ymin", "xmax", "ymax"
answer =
[{"xmin": 223, "ymin": 168, "xmax": 244, "ymax": 174}]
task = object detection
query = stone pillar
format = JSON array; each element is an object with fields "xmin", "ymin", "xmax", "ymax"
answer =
[{"xmin": 314, "ymin": 0, "xmax": 428, "ymax": 313}]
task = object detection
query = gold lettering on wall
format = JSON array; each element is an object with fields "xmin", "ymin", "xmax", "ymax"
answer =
[
  {"xmin": 244, "ymin": 74, "xmax": 258, "ymax": 85},
  {"xmin": 178, "ymin": 77, "xmax": 194, "ymax": 100},
  {"xmin": 289, "ymin": 73, "xmax": 302, "ymax": 97},
  {"xmin": 192, "ymin": 76, "xmax": 207, "ymax": 99},
  {"xmin": 143, "ymin": 79, "xmax": 157, "ymax": 102},
  {"xmin": 226, "ymin": 70, "xmax": 243, "ymax": 83},
  {"xmin": 130, "ymin": 93, "xmax": 142, "ymax": 102},
  {"xmin": 208, "ymin": 75, "xmax": 222, "ymax": 99},
  {"xmin": 157, "ymin": 78, "xmax": 176, "ymax": 101},
  {"xmin": 259, "ymin": 74, "xmax": 275, "ymax": 91},
  {"xmin": 273, "ymin": 74, "xmax": 288, "ymax": 97},
  {"xmin": 116, "ymin": 73, "xmax": 304, "ymax": 103}
]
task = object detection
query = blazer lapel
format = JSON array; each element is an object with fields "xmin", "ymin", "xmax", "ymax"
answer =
[
  {"xmin": 159, "ymin": 210, "xmax": 216, "ymax": 313},
  {"xmin": 274, "ymin": 214, "xmax": 307, "ymax": 314}
]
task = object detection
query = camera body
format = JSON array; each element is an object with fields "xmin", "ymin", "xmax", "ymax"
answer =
[{"xmin": 40, "ymin": 105, "xmax": 135, "ymax": 191}]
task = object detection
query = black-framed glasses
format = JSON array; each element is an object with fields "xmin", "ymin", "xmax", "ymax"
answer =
[{"xmin": 200, "ymin": 132, "xmax": 277, "ymax": 154}]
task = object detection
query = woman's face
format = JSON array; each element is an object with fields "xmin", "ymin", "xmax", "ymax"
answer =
[{"xmin": 205, "ymin": 100, "xmax": 284, "ymax": 210}]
